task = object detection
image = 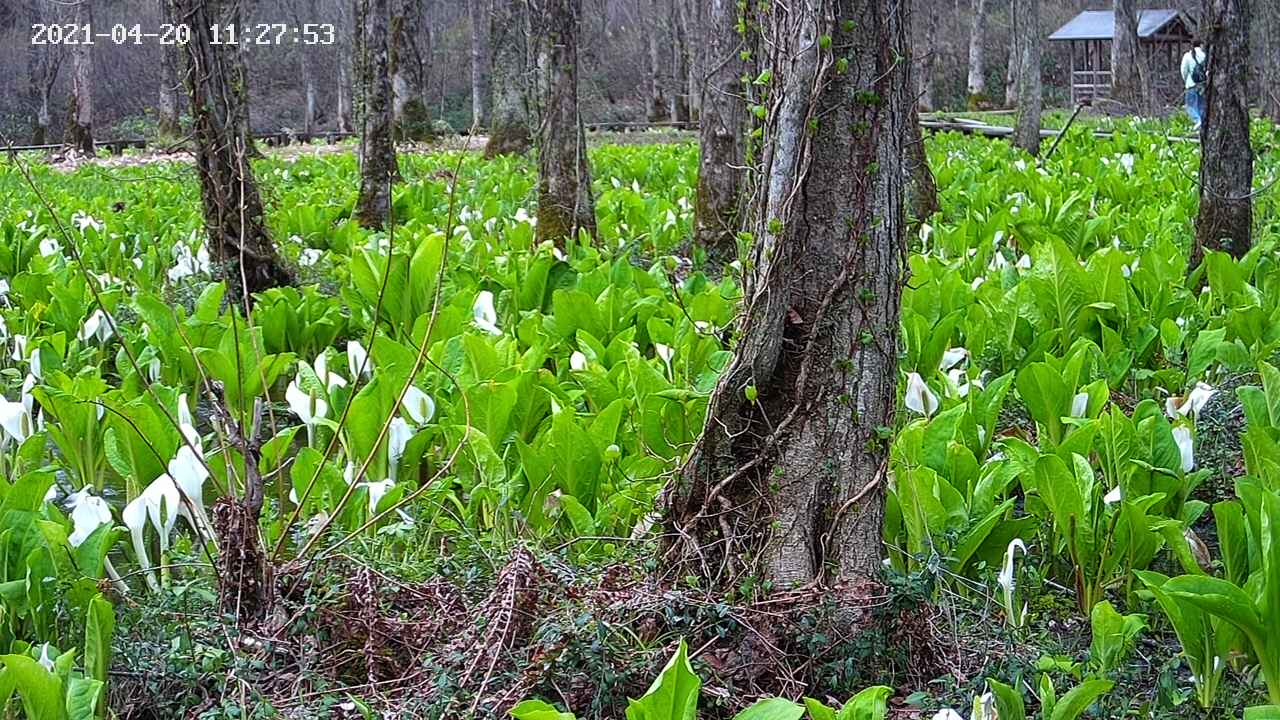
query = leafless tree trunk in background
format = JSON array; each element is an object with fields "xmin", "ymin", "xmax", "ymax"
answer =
[
  {"xmin": 1262, "ymin": 0, "xmax": 1280, "ymax": 123},
  {"xmin": 692, "ymin": 0, "xmax": 746, "ymax": 258},
  {"xmin": 966, "ymin": 0, "xmax": 988, "ymax": 106},
  {"xmin": 168, "ymin": 0, "xmax": 291, "ymax": 296},
  {"xmin": 536, "ymin": 0, "xmax": 597, "ymax": 245},
  {"xmin": 670, "ymin": 0, "xmax": 691, "ymax": 125},
  {"xmin": 1196, "ymin": 0, "xmax": 1253, "ymax": 259},
  {"xmin": 918, "ymin": 0, "xmax": 938, "ymax": 111},
  {"xmin": 65, "ymin": 0, "xmax": 94, "ymax": 155},
  {"xmin": 484, "ymin": 0, "xmax": 532, "ymax": 157},
  {"xmin": 356, "ymin": 0, "xmax": 400, "ymax": 228},
  {"xmin": 675, "ymin": 0, "xmax": 702, "ymax": 123},
  {"xmin": 664, "ymin": 0, "xmax": 910, "ymax": 588},
  {"xmin": 1111, "ymin": 0, "xmax": 1147, "ymax": 111},
  {"xmin": 390, "ymin": 0, "xmax": 431, "ymax": 138},
  {"xmin": 26, "ymin": 2, "xmax": 61, "ymax": 146},
  {"xmin": 1012, "ymin": 0, "xmax": 1041, "ymax": 155},
  {"xmin": 1004, "ymin": 35, "xmax": 1018, "ymax": 107},
  {"xmin": 291, "ymin": 0, "xmax": 318, "ymax": 138},
  {"xmin": 469, "ymin": 0, "xmax": 491, "ymax": 128},
  {"xmin": 646, "ymin": 0, "xmax": 669, "ymax": 123},
  {"xmin": 335, "ymin": 0, "xmax": 355, "ymax": 134},
  {"xmin": 157, "ymin": 0, "xmax": 182, "ymax": 139}
]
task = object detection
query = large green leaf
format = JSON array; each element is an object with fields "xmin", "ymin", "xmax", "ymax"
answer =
[
  {"xmin": 1048, "ymin": 679, "xmax": 1112, "ymax": 720},
  {"xmin": 731, "ymin": 697, "xmax": 804, "ymax": 720},
  {"xmin": 0, "ymin": 654, "xmax": 65, "ymax": 720},
  {"xmin": 509, "ymin": 699, "xmax": 577, "ymax": 720},
  {"xmin": 624, "ymin": 640, "xmax": 701, "ymax": 720}
]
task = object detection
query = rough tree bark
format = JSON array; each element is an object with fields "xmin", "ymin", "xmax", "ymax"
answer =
[
  {"xmin": 469, "ymin": 0, "xmax": 491, "ymax": 128},
  {"xmin": 692, "ymin": 0, "xmax": 746, "ymax": 259},
  {"xmin": 1196, "ymin": 0, "xmax": 1253, "ymax": 259},
  {"xmin": 535, "ymin": 0, "xmax": 597, "ymax": 245},
  {"xmin": 646, "ymin": 0, "xmax": 670, "ymax": 123},
  {"xmin": 1012, "ymin": 0, "xmax": 1042, "ymax": 155},
  {"xmin": 291, "ymin": 0, "xmax": 318, "ymax": 139},
  {"xmin": 335, "ymin": 0, "xmax": 355, "ymax": 134},
  {"xmin": 966, "ymin": 0, "xmax": 988, "ymax": 107},
  {"xmin": 1004, "ymin": 34, "xmax": 1018, "ymax": 108},
  {"xmin": 484, "ymin": 0, "xmax": 532, "ymax": 157},
  {"xmin": 355, "ymin": 0, "xmax": 400, "ymax": 229},
  {"xmin": 675, "ymin": 0, "xmax": 701, "ymax": 123},
  {"xmin": 663, "ymin": 0, "xmax": 910, "ymax": 588},
  {"xmin": 64, "ymin": 0, "xmax": 94, "ymax": 155},
  {"xmin": 1262, "ymin": 0, "xmax": 1280, "ymax": 123},
  {"xmin": 1110, "ymin": 0, "xmax": 1147, "ymax": 111},
  {"xmin": 168, "ymin": 0, "xmax": 292, "ymax": 298}
]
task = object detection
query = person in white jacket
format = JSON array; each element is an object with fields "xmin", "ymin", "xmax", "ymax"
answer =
[{"xmin": 1180, "ymin": 40, "xmax": 1207, "ymax": 131}]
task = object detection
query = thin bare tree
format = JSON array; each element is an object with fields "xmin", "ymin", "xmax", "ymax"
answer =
[
  {"xmin": 355, "ymin": 0, "xmax": 400, "ymax": 228},
  {"xmin": 535, "ymin": 0, "xmax": 596, "ymax": 245},
  {"xmin": 26, "ymin": 0, "xmax": 62, "ymax": 146},
  {"xmin": 1262, "ymin": 0, "xmax": 1280, "ymax": 123},
  {"xmin": 64, "ymin": 0, "xmax": 93, "ymax": 155},
  {"xmin": 966, "ymin": 0, "xmax": 988, "ymax": 107}
]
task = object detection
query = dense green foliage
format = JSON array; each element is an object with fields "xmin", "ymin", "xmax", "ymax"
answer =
[{"xmin": 1, "ymin": 119, "xmax": 1280, "ymax": 717}]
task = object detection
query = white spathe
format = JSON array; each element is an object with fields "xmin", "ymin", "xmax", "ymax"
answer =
[
  {"xmin": 401, "ymin": 385, "xmax": 436, "ymax": 425},
  {"xmin": 904, "ymin": 372, "xmax": 939, "ymax": 417},
  {"xmin": 363, "ymin": 478, "xmax": 395, "ymax": 516},
  {"xmin": 286, "ymin": 380, "xmax": 329, "ymax": 426},
  {"xmin": 939, "ymin": 347, "xmax": 969, "ymax": 370},
  {"xmin": 67, "ymin": 487, "xmax": 113, "ymax": 547},
  {"xmin": 1103, "ymin": 486, "xmax": 1123, "ymax": 505},
  {"xmin": 347, "ymin": 340, "xmax": 371, "ymax": 379},
  {"xmin": 1070, "ymin": 391, "xmax": 1090, "ymax": 418},
  {"xmin": 123, "ymin": 473, "xmax": 182, "ymax": 589},
  {"xmin": 1173, "ymin": 425, "xmax": 1195, "ymax": 472},
  {"xmin": 79, "ymin": 309, "xmax": 114, "ymax": 344},
  {"xmin": 311, "ymin": 354, "xmax": 348, "ymax": 391},
  {"xmin": 1166, "ymin": 381, "xmax": 1216, "ymax": 422},
  {"xmin": 387, "ymin": 417, "xmax": 412, "ymax": 482},
  {"xmin": 472, "ymin": 290, "xmax": 501, "ymax": 335},
  {"xmin": 569, "ymin": 351, "xmax": 588, "ymax": 371}
]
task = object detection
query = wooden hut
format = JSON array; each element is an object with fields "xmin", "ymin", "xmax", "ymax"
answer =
[{"xmin": 1048, "ymin": 9, "xmax": 1196, "ymax": 106}]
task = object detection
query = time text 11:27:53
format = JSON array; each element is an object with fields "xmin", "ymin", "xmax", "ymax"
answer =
[{"xmin": 30, "ymin": 23, "xmax": 337, "ymax": 46}]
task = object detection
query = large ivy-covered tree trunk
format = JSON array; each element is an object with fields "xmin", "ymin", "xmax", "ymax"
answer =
[
  {"xmin": 1012, "ymin": 0, "xmax": 1042, "ymax": 155},
  {"xmin": 664, "ymin": 0, "xmax": 910, "ymax": 588},
  {"xmin": 1110, "ymin": 0, "xmax": 1147, "ymax": 111},
  {"xmin": 535, "ymin": 0, "xmax": 597, "ymax": 245},
  {"xmin": 64, "ymin": 0, "xmax": 93, "ymax": 155},
  {"xmin": 168, "ymin": 0, "xmax": 291, "ymax": 298},
  {"xmin": 1196, "ymin": 0, "xmax": 1253, "ymax": 259},
  {"xmin": 355, "ymin": 0, "xmax": 400, "ymax": 229},
  {"xmin": 1260, "ymin": 1, "xmax": 1280, "ymax": 124},
  {"xmin": 484, "ymin": 0, "xmax": 532, "ymax": 157},
  {"xmin": 692, "ymin": 0, "xmax": 746, "ymax": 258},
  {"xmin": 966, "ymin": 0, "xmax": 988, "ymax": 107}
]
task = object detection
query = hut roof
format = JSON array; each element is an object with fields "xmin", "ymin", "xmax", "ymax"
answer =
[{"xmin": 1048, "ymin": 9, "xmax": 1192, "ymax": 41}]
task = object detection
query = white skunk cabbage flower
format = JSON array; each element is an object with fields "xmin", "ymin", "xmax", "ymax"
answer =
[
  {"xmin": 0, "ymin": 379, "xmax": 37, "ymax": 445},
  {"xmin": 37, "ymin": 643, "xmax": 55, "ymax": 672},
  {"xmin": 998, "ymin": 538, "xmax": 1028, "ymax": 628},
  {"xmin": 939, "ymin": 347, "xmax": 969, "ymax": 371},
  {"xmin": 1173, "ymin": 425, "xmax": 1195, "ymax": 472},
  {"xmin": 1015, "ymin": 254, "xmax": 1032, "ymax": 270},
  {"xmin": 654, "ymin": 343, "xmax": 674, "ymax": 365},
  {"xmin": 472, "ymin": 290, "xmax": 501, "ymax": 335},
  {"xmin": 72, "ymin": 212, "xmax": 103, "ymax": 233},
  {"xmin": 299, "ymin": 248, "xmax": 323, "ymax": 267},
  {"xmin": 286, "ymin": 380, "xmax": 328, "ymax": 427},
  {"xmin": 569, "ymin": 351, "xmax": 588, "ymax": 371},
  {"xmin": 1070, "ymin": 391, "xmax": 1090, "ymax": 418},
  {"xmin": 387, "ymin": 417, "xmax": 413, "ymax": 482},
  {"xmin": 362, "ymin": 478, "xmax": 395, "ymax": 516},
  {"xmin": 67, "ymin": 487, "xmax": 113, "ymax": 547},
  {"xmin": 347, "ymin": 340, "xmax": 371, "ymax": 379},
  {"xmin": 904, "ymin": 372, "xmax": 939, "ymax": 417},
  {"xmin": 1103, "ymin": 486, "xmax": 1123, "ymax": 505},
  {"xmin": 79, "ymin": 309, "xmax": 114, "ymax": 344},
  {"xmin": 932, "ymin": 710, "xmax": 964, "ymax": 720},
  {"xmin": 38, "ymin": 237, "xmax": 60, "ymax": 258},
  {"xmin": 1165, "ymin": 382, "xmax": 1216, "ymax": 422},
  {"xmin": 123, "ymin": 474, "xmax": 181, "ymax": 590},
  {"xmin": 401, "ymin": 386, "xmax": 436, "ymax": 425},
  {"xmin": 311, "ymin": 354, "xmax": 348, "ymax": 392}
]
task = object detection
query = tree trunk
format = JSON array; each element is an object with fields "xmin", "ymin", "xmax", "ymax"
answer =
[
  {"xmin": 671, "ymin": 0, "xmax": 691, "ymax": 126},
  {"xmin": 356, "ymin": 0, "xmax": 400, "ymax": 229},
  {"xmin": 918, "ymin": 0, "xmax": 938, "ymax": 111},
  {"xmin": 907, "ymin": 106, "xmax": 939, "ymax": 222},
  {"xmin": 65, "ymin": 0, "xmax": 94, "ymax": 155},
  {"xmin": 1004, "ymin": 34, "xmax": 1018, "ymax": 108},
  {"xmin": 1262, "ymin": 0, "xmax": 1280, "ymax": 123},
  {"xmin": 663, "ymin": 0, "xmax": 910, "ymax": 588},
  {"xmin": 484, "ymin": 0, "xmax": 532, "ymax": 157},
  {"xmin": 1012, "ymin": 0, "xmax": 1042, "ymax": 155},
  {"xmin": 646, "ymin": 0, "xmax": 670, "ymax": 123},
  {"xmin": 692, "ymin": 0, "xmax": 746, "ymax": 258},
  {"xmin": 966, "ymin": 0, "xmax": 988, "ymax": 106},
  {"xmin": 168, "ymin": 0, "xmax": 292, "ymax": 297},
  {"xmin": 335, "ymin": 0, "xmax": 355, "ymax": 134},
  {"xmin": 291, "ymin": 0, "xmax": 318, "ymax": 139},
  {"xmin": 1110, "ymin": 0, "xmax": 1147, "ymax": 111},
  {"xmin": 676, "ymin": 0, "xmax": 702, "ymax": 123},
  {"xmin": 469, "ymin": 0, "xmax": 491, "ymax": 128},
  {"xmin": 1196, "ymin": 0, "xmax": 1253, "ymax": 259},
  {"xmin": 535, "ymin": 0, "xmax": 597, "ymax": 245},
  {"xmin": 26, "ymin": 2, "xmax": 59, "ymax": 146},
  {"xmin": 157, "ymin": 0, "xmax": 182, "ymax": 139}
]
